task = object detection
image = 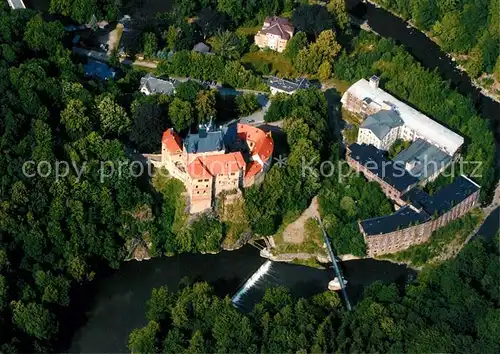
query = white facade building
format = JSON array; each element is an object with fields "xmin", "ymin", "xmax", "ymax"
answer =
[
  {"xmin": 341, "ymin": 76, "xmax": 464, "ymax": 156},
  {"xmin": 357, "ymin": 109, "xmax": 404, "ymax": 150}
]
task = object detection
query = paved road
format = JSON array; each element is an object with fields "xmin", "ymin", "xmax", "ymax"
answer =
[{"xmin": 239, "ymin": 95, "xmax": 270, "ymax": 125}]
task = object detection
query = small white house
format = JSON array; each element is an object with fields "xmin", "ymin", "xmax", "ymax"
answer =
[{"xmin": 139, "ymin": 74, "xmax": 178, "ymax": 95}]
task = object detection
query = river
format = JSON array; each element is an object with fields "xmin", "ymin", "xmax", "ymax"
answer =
[
  {"xmin": 347, "ymin": 0, "xmax": 500, "ymax": 142},
  {"xmin": 18, "ymin": 1, "xmax": 497, "ymax": 352},
  {"xmin": 69, "ymin": 246, "xmax": 413, "ymax": 353}
]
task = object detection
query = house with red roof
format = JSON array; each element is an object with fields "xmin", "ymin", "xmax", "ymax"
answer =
[
  {"xmin": 254, "ymin": 16, "xmax": 294, "ymax": 53},
  {"xmin": 158, "ymin": 122, "xmax": 274, "ymax": 213}
]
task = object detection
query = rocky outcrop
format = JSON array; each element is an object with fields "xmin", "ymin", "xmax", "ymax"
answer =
[{"xmin": 125, "ymin": 238, "xmax": 152, "ymax": 261}]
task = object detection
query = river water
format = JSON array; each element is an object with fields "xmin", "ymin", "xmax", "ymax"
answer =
[
  {"xmin": 346, "ymin": 0, "xmax": 500, "ymax": 141},
  {"xmin": 18, "ymin": 1, "xmax": 497, "ymax": 352},
  {"xmin": 69, "ymin": 246, "xmax": 413, "ymax": 353}
]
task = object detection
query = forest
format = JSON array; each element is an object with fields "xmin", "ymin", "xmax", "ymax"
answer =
[
  {"xmin": 374, "ymin": 0, "xmax": 500, "ymax": 79},
  {"xmin": 0, "ymin": 4, "xmax": 338, "ymax": 351},
  {"xmin": 334, "ymin": 31, "xmax": 496, "ymax": 201},
  {"xmin": 128, "ymin": 236, "xmax": 500, "ymax": 353},
  {"xmin": 0, "ymin": 0, "xmax": 497, "ymax": 352}
]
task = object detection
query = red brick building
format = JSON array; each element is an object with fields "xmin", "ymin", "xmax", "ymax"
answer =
[{"xmin": 346, "ymin": 143, "xmax": 480, "ymax": 257}]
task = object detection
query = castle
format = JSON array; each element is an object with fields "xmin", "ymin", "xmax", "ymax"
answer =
[
  {"xmin": 341, "ymin": 77, "xmax": 480, "ymax": 257},
  {"xmin": 152, "ymin": 121, "xmax": 273, "ymax": 213}
]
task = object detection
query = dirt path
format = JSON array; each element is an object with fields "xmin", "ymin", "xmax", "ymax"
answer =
[
  {"xmin": 282, "ymin": 196, "xmax": 320, "ymax": 244},
  {"xmin": 107, "ymin": 23, "xmax": 124, "ymax": 55}
]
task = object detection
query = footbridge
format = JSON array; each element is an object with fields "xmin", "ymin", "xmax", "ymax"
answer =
[
  {"xmin": 317, "ymin": 217, "xmax": 352, "ymax": 311},
  {"xmin": 7, "ymin": 0, "xmax": 26, "ymax": 9}
]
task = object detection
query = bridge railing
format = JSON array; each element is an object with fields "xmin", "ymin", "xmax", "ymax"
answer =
[
  {"xmin": 317, "ymin": 217, "xmax": 352, "ymax": 311},
  {"xmin": 7, "ymin": 0, "xmax": 26, "ymax": 10}
]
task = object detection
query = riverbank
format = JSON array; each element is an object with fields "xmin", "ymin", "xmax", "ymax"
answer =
[
  {"xmin": 69, "ymin": 245, "xmax": 415, "ymax": 352},
  {"xmin": 364, "ymin": 0, "xmax": 500, "ymax": 103}
]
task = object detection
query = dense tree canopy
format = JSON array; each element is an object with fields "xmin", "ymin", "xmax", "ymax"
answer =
[
  {"xmin": 49, "ymin": 0, "xmax": 121, "ymax": 23},
  {"xmin": 246, "ymin": 89, "xmax": 329, "ymax": 236},
  {"xmin": 318, "ymin": 164, "xmax": 393, "ymax": 256},
  {"xmin": 376, "ymin": 0, "xmax": 500, "ymax": 77},
  {"xmin": 0, "ymin": 9, "xmax": 169, "ymax": 352},
  {"xmin": 158, "ymin": 51, "xmax": 267, "ymax": 91},
  {"xmin": 1, "ymin": 1, "xmax": 497, "ymax": 352},
  {"xmin": 294, "ymin": 29, "xmax": 342, "ymax": 75},
  {"xmin": 129, "ymin": 236, "xmax": 500, "ymax": 353}
]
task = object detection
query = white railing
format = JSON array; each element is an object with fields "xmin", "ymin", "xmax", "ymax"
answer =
[{"xmin": 7, "ymin": 0, "xmax": 26, "ymax": 10}]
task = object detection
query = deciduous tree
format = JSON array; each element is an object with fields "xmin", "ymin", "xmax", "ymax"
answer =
[
  {"xmin": 318, "ymin": 61, "xmax": 332, "ymax": 80},
  {"xmin": 195, "ymin": 89, "xmax": 217, "ymax": 122},
  {"xmin": 143, "ymin": 32, "xmax": 158, "ymax": 59},
  {"xmin": 96, "ymin": 94, "xmax": 131, "ymax": 136},
  {"xmin": 128, "ymin": 321, "xmax": 160, "ymax": 354},
  {"xmin": 169, "ymin": 98, "xmax": 194, "ymax": 131},
  {"xmin": 12, "ymin": 301, "xmax": 58, "ymax": 340}
]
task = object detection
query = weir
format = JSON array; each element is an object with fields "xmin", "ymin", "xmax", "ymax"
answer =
[{"xmin": 231, "ymin": 260, "xmax": 272, "ymax": 305}]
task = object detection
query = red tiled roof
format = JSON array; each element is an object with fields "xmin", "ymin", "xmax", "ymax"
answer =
[
  {"xmin": 237, "ymin": 124, "xmax": 274, "ymax": 163},
  {"xmin": 187, "ymin": 152, "xmax": 246, "ymax": 178},
  {"xmin": 245, "ymin": 161, "xmax": 263, "ymax": 179},
  {"xmin": 187, "ymin": 159, "xmax": 212, "ymax": 179},
  {"xmin": 162, "ymin": 128, "xmax": 183, "ymax": 154}
]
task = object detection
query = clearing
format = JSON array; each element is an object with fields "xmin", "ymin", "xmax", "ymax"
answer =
[{"xmin": 241, "ymin": 51, "xmax": 296, "ymax": 77}]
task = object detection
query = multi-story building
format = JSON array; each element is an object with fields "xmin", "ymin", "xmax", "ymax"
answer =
[
  {"xmin": 357, "ymin": 109, "xmax": 404, "ymax": 150},
  {"xmin": 360, "ymin": 176, "xmax": 480, "ymax": 257},
  {"xmin": 155, "ymin": 122, "xmax": 273, "ymax": 213},
  {"xmin": 341, "ymin": 76, "xmax": 464, "ymax": 156},
  {"xmin": 346, "ymin": 143, "xmax": 419, "ymax": 206},
  {"xmin": 254, "ymin": 16, "xmax": 294, "ymax": 53},
  {"xmin": 346, "ymin": 143, "xmax": 480, "ymax": 257}
]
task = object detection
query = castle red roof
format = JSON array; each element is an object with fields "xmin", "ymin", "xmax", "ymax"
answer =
[
  {"xmin": 244, "ymin": 161, "xmax": 263, "ymax": 179},
  {"xmin": 162, "ymin": 128, "xmax": 182, "ymax": 154},
  {"xmin": 237, "ymin": 124, "xmax": 274, "ymax": 163},
  {"xmin": 187, "ymin": 152, "xmax": 246, "ymax": 179}
]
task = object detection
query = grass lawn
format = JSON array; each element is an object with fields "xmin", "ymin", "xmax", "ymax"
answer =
[
  {"xmin": 241, "ymin": 50, "xmax": 297, "ymax": 77},
  {"xmin": 236, "ymin": 25, "xmax": 261, "ymax": 37},
  {"xmin": 343, "ymin": 125, "xmax": 359, "ymax": 144},
  {"xmin": 322, "ymin": 77, "xmax": 351, "ymax": 94},
  {"xmin": 342, "ymin": 108, "xmax": 363, "ymax": 126},
  {"xmin": 272, "ymin": 215, "xmax": 326, "ymax": 256}
]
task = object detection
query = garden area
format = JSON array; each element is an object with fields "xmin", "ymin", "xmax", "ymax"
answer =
[{"xmin": 241, "ymin": 50, "xmax": 296, "ymax": 77}]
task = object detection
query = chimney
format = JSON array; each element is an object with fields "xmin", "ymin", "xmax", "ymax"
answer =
[{"xmin": 369, "ymin": 75, "xmax": 380, "ymax": 90}]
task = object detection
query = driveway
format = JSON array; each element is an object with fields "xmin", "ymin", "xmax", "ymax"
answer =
[{"xmin": 239, "ymin": 94, "xmax": 270, "ymax": 125}]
